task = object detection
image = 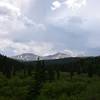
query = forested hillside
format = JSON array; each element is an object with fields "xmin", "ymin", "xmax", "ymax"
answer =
[{"xmin": 0, "ymin": 54, "xmax": 100, "ymax": 100}]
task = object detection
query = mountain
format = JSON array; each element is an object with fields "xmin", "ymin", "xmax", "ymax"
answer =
[
  {"xmin": 43, "ymin": 52, "xmax": 72, "ymax": 60},
  {"xmin": 12, "ymin": 52, "xmax": 73, "ymax": 61},
  {"xmin": 12, "ymin": 53, "xmax": 40, "ymax": 61}
]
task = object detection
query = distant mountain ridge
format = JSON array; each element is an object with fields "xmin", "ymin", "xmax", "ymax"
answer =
[
  {"xmin": 12, "ymin": 52, "xmax": 74, "ymax": 61},
  {"xmin": 44, "ymin": 52, "xmax": 72, "ymax": 60},
  {"xmin": 12, "ymin": 53, "xmax": 40, "ymax": 61}
]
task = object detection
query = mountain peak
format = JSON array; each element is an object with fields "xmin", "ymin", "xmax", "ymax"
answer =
[
  {"xmin": 11, "ymin": 52, "xmax": 73, "ymax": 61},
  {"xmin": 12, "ymin": 53, "xmax": 39, "ymax": 61},
  {"xmin": 44, "ymin": 52, "xmax": 72, "ymax": 60}
]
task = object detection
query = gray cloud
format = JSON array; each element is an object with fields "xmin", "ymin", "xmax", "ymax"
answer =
[{"xmin": 0, "ymin": 0, "xmax": 100, "ymax": 56}]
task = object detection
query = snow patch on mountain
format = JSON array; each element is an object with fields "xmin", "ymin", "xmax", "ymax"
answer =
[{"xmin": 12, "ymin": 52, "xmax": 76, "ymax": 61}]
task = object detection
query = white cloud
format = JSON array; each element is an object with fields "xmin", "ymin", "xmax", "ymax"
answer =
[
  {"xmin": 0, "ymin": 0, "xmax": 32, "ymax": 10},
  {"xmin": 51, "ymin": 0, "xmax": 87, "ymax": 11},
  {"xmin": 13, "ymin": 42, "xmax": 54, "ymax": 56},
  {"xmin": 0, "ymin": 1, "xmax": 21, "ymax": 16},
  {"xmin": 0, "ymin": 39, "xmax": 55, "ymax": 56},
  {"xmin": 51, "ymin": 1, "xmax": 61, "ymax": 10},
  {"xmin": 0, "ymin": 0, "xmax": 47, "ymax": 56},
  {"xmin": 0, "ymin": 39, "xmax": 81, "ymax": 57},
  {"xmin": 63, "ymin": 49, "xmax": 85, "ymax": 57},
  {"xmin": 49, "ymin": 0, "xmax": 87, "ymax": 24},
  {"xmin": 63, "ymin": 49, "xmax": 77, "ymax": 57},
  {"xmin": 0, "ymin": 0, "xmax": 100, "ymax": 56},
  {"xmin": 65, "ymin": 0, "xmax": 87, "ymax": 11},
  {"xmin": 0, "ymin": 0, "xmax": 46, "ymax": 38}
]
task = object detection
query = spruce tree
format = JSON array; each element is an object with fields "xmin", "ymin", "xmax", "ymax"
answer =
[{"xmin": 27, "ymin": 58, "xmax": 46, "ymax": 100}]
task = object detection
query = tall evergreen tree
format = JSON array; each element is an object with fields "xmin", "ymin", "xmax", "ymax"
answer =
[{"xmin": 27, "ymin": 58, "xmax": 46, "ymax": 100}]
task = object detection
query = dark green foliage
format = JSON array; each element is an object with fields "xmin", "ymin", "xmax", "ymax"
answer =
[
  {"xmin": 27, "ymin": 60, "xmax": 46, "ymax": 100},
  {"xmin": 70, "ymin": 63, "xmax": 74, "ymax": 79},
  {"xmin": 56, "ymin": 70, "xmax": 60, "ymax": 79},
  {"xmin": 87, "ymin": 65, "xmax": 93, "ymax": 77},
  {"xmin": 0, "ymin": 54, "xmax": 100, "ymax": 100},
  {"xmin": 47, "ymin": 69, "xmax": 55, "ymax": 82}
]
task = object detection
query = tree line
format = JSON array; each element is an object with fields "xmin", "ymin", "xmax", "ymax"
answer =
[
  {"xmin": 0, "ymin": 54, "xmax": 100, "ymax": 79},
  {"xmin": 0, "ymin": 54, "xmax": 100, "ymax": 100}
]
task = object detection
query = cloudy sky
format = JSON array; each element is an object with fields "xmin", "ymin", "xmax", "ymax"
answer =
[{"xmin": 0, "ymin": 0, "xmax": 100, "ymax": 56}]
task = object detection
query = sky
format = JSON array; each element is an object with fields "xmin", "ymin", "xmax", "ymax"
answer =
[{"xmin": 0, "ymin": 0, "xmax": 100, "ymax": 56}]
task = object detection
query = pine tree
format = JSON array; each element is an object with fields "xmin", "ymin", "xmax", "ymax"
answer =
[{"xmin": 27, "ymin": 58, "xmax": 46, "ymax": 100}]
